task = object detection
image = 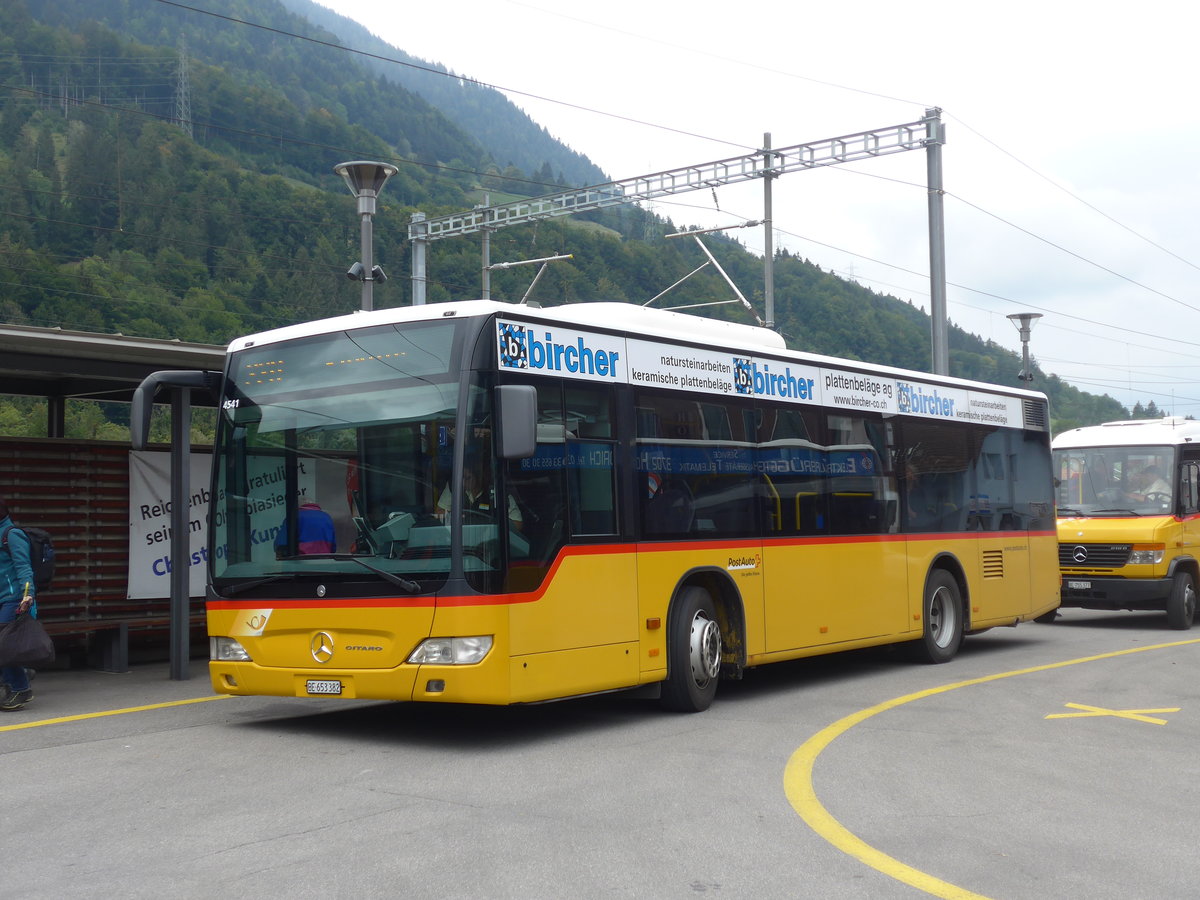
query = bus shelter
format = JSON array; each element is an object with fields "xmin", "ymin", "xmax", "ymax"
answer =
[{"xmin": 0, "ymin": 324, "xmax": 224, "ymax": 672}]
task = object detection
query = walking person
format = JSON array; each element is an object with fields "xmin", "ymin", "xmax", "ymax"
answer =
[{"xmin": 0, "ymin": 497, "xmax": 36, "ymax": 711}]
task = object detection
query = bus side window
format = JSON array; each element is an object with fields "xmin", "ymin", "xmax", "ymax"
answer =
[
  {"xmin": 507, "ymin": 381, "xmax": 570, "ymax": 569},
  {"xmin": 1182, "ymin": 462, "xmax": 1200, "ymax": 515}
]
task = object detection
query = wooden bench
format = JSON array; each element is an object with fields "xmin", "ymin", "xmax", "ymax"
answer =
[{"xmin": 41, "ymin": 613, "xmax": 206, "ymax": 673}]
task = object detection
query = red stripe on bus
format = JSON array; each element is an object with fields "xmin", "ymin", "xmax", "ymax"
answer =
[{"xmin": 207, "ymin": 529, "xmax": 1054, "ymax": 612}]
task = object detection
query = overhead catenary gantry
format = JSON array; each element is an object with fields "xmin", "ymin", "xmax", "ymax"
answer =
[{"xmin": 409, "ymin": 109, "xmax": 949, "ymax": 374}]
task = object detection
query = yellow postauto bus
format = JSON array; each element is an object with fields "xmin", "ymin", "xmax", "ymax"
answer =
[
  {"xmin": 148, "ymin": 300, "xmax": 1059, "ymax": 711},
  {"xmin": 1053, "ymin": 417, "xmax": 1200, "ymax": 629}
]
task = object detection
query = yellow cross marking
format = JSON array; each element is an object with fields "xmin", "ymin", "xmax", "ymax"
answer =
[{"xmin": 1046, "ymin": 702, "xmax": 1180, "ymax": 725}]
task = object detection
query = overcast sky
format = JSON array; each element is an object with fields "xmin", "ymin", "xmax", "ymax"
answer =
[{"xmin": 316, "ymin": 0, "xmax": 1200, "ymax": 414}]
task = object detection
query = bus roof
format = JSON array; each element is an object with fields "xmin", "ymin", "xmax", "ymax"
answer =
[
  {"xmin": 228, "ymin": 299, "xmax": 1046, "ymax": 402},
  {"xmin": 1053, "ymin": 416, "xmax": 1200, "ymax": 449}
]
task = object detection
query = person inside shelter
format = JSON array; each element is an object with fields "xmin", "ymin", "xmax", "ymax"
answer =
[{"xmin": 275, "ymin": 500, "xmax": 336, "ymax": 557}]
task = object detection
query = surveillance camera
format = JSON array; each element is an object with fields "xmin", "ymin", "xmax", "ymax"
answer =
[
  {"xmin": 370, "ymin": 265, "xmax": 387, "ymax": 283},
  {"xmin": 346, "ymin": 261, "xmax": 365, "ymax": 281}
]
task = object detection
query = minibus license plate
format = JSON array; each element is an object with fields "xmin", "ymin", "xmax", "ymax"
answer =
[
  {"xmin": 306, "ymin": 679, "xmax": 342, "ymax": 695},
  {"xmin": 1067, "ymin": 580, "xmax": 1091, "ymax": 590}
]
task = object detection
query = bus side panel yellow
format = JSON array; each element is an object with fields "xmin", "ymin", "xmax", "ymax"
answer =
[
  {"xmin": 970, "ymin": 534, "xmax": 1032, "ymax": 623},
  {"xmin": 509, "ymin": 642, "xmax": 642, "ymax": 703},
  {"xmin": 1028, "ymin": 532, "xmax": 1061, "ymax": 619},
  {"xmin": 633, "ymin": 544, "xmax": 767, "ymax": 677},
  {"xmin": 763, "ymin": 538, "xmax": 909, "ymax": 652},
  {"xmin": 508, "ymin": 549, "xmax": 638, "ymax": 657},
  {"xmin": 903, "ymin": 534, "xmax": 1054, "ymax": 629}
]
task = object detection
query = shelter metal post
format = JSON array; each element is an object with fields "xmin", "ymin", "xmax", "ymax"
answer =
[
  {"xmin": 46, "ymin": 396, "xmax": 65, "ymax": 438},
  {"xmin": 131, "ymin": 369, "xmax": 215, "ymax": 681},
  {"xmin": 169, "ymin": 388, "xmax": 192, "ymax": 681}
]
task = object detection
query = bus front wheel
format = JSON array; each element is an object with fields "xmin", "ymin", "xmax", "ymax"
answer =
[
  {"xmin": 912, "ymin": 569, "xmax": 964, "ymax": 664},
  {"xmin": 1166, "ymin": 572, "xmax": 1196, "ymax": 630},
  {"xmin": 661, "ymin": 587, "xmax": 721, "ymax": 712}
]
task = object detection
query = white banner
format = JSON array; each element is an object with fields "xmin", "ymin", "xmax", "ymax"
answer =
[
  {"xmin": 496, "ymin": 320, "xmax": 1025, "ymax": 428},
  {"xmin": 127, "ymin": 451, "xmax": 213, "ymax": 599}
]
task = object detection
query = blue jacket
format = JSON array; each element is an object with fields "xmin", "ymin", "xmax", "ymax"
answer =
[{"xmin": 0, "ymin": 514, "xmax": 36, "ymax": 606}]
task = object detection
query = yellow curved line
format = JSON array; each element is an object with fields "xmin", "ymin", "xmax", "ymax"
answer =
[
  {"xmin": 783, "ymin": 637, "xmax": 1200, "ymax": 899},
  {"xmin": 0, "ymin": 693, "xmax": 228, "ymax": 733}
]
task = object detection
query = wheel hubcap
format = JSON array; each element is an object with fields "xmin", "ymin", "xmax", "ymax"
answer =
[
  {"xmin": 689, "ymin": 612, "xmax": 721, "ymax": 687},
  {"xmin": 929, "ymin": 585, "xmax": 957, "ymax": 648}
]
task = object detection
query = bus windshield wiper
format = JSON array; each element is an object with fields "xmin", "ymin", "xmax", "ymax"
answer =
[
  {"xmin": 321, "ymin": 554, "xmax": 421, "ymax": 593},
  {"xmin": 1057, "ymin": 506, "xmax": 1084, "ymax": 517},
  {"xmin": 1092, "ymin": 508, "xmax": 1143, "ymax": 516}
]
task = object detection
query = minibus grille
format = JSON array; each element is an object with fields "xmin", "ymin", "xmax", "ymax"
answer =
[{"xmin": 1058, "ymin": 543, "xmax": 1131, "ymax": 569}]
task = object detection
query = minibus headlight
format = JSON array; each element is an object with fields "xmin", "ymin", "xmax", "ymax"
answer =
[
  {"xmin": 1129, "ymin": 544, "xmax": 1165, "ymax": 565},
  {"xmin": 408, "ymin": 636, "xmax": 493, "ymax": 665},
  {"xmin": 211, "ymin": 636, "xmax": 252, "ymax": 662}
]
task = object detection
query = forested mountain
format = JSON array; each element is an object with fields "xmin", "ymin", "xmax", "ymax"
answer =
[
  {"xmin": 0, "ymin": 0, "xmax": 1129, "ymax": 436},
  {"xmin": 278, "ymin": 0, "xmax": 608, "ymax": 188}
]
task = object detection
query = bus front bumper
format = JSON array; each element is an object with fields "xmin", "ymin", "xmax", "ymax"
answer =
[{"xmin": 1059, "ymin": 575, "xmax": 1173, "ymax": 611}]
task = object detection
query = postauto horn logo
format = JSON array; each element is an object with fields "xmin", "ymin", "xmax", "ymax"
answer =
[{"xmin": 498, "ymin": 322, "xmax": 621, "ymax": 378}]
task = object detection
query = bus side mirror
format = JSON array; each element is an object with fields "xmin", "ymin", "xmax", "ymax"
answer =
[{"xmin": 496, "ymin": 384, "xmax": 537, "ymax": 459}]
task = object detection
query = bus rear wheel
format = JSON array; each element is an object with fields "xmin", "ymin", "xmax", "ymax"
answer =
[
  {"xmin": 912, "ymin": 569, "xmax": 964, "ymax": 664},
  {"xmin": 1166, "ymin": 572, "xmax": 1196, "ymax": 630},
  {"xmin": 661, "ymin": 587, "xmax": 721, "ymax": 712}
]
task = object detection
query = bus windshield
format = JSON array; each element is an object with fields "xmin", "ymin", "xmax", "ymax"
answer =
[
  {"xmin": 210, "ymin": 319, "xmax": 476, "ymax": 593},
  {"xmin": 1054, "ymin": 444, "xmax": 1176, "ymax": 516}
]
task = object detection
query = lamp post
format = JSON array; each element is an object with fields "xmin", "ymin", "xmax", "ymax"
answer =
[
  {"xmin": 334, "ymin": 160, "xmax": 397, "ymax": 311},
  {"xmin": 1007, "ymin": 312, "xmax": 1043, "ymax": 383}
]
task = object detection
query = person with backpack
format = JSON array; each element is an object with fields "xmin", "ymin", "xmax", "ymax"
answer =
[{"xmin": 0, "ymin": 497, "xmax": 36, "ymax": 711}]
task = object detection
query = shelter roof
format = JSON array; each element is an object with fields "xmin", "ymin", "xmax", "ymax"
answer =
[{"xmin": 0, "ymin": 324, "xmax": 225, "ymax": 404}]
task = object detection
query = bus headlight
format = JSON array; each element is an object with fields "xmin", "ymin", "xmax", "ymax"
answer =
[
  {"xmin": 211, "ymin": 636, "xmax": 252, "ymax": 662},
  {"xmin": 1129, "ymin": 544, "xmax": 1165, "ymax": 565},
  {"xmin": 408, "ymin": 636, "xmax": 493, "ymax": 665}
]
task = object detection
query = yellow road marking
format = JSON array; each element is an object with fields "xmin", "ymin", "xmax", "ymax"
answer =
[
  {"xmin": 783, "ymin": 637, "xmax": 1200, "ymax": 899},
  {"xmin": 0, "ymin": 694, "xmax": 228, "ymax": 732},
  {"xmin": 1046, "ymin": 702, "xmax": 1179, "ymax": 725}
]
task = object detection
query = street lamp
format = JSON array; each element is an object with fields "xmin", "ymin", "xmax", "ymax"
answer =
[
  {"xmin": 334, "ymin": 160, "xmax": 398, "ymax": 311},
  {"xmin": 1007, "ymin": 312, "xmax": 1043, "ymax": 383}
]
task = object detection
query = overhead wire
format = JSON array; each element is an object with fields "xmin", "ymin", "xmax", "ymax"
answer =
[{"xmin": 7, "ymin": 0, "xmax": 1194, "ymax": 408}]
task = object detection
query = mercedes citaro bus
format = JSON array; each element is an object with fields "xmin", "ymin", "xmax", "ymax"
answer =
[{"xmin": 134, "ymin": 300, "xmax": 1059, "ymax": 711}]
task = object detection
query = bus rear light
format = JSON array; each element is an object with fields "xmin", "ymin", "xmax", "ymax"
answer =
[
  {"xmin": 211, "ymin": 637, "xmax": 252, "ymax": 662},
  {"xmin": 408, "ymin": 636, "xmax": 493, "ymax": 665},
  {"xmin": 1129, "ymin": 544, "xmax": 1165, "ymax": 565}
]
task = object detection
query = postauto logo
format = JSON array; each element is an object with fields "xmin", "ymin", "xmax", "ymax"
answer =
[{"xmin": 497, "ymin": 321, "xmax": 622, "ymax": 379}]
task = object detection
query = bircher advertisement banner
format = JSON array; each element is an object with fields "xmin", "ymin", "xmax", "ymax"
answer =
[
  {"xmin": 127, "ymin": 451, "xmax": 213, "ymax": 599},
  {"xmin": 625, "ymin": 338, "xmax": 823, "ymax": 405},
  {"xmin": 496, "ymin": 319, "xmax": 625, "ymax": 383}
]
